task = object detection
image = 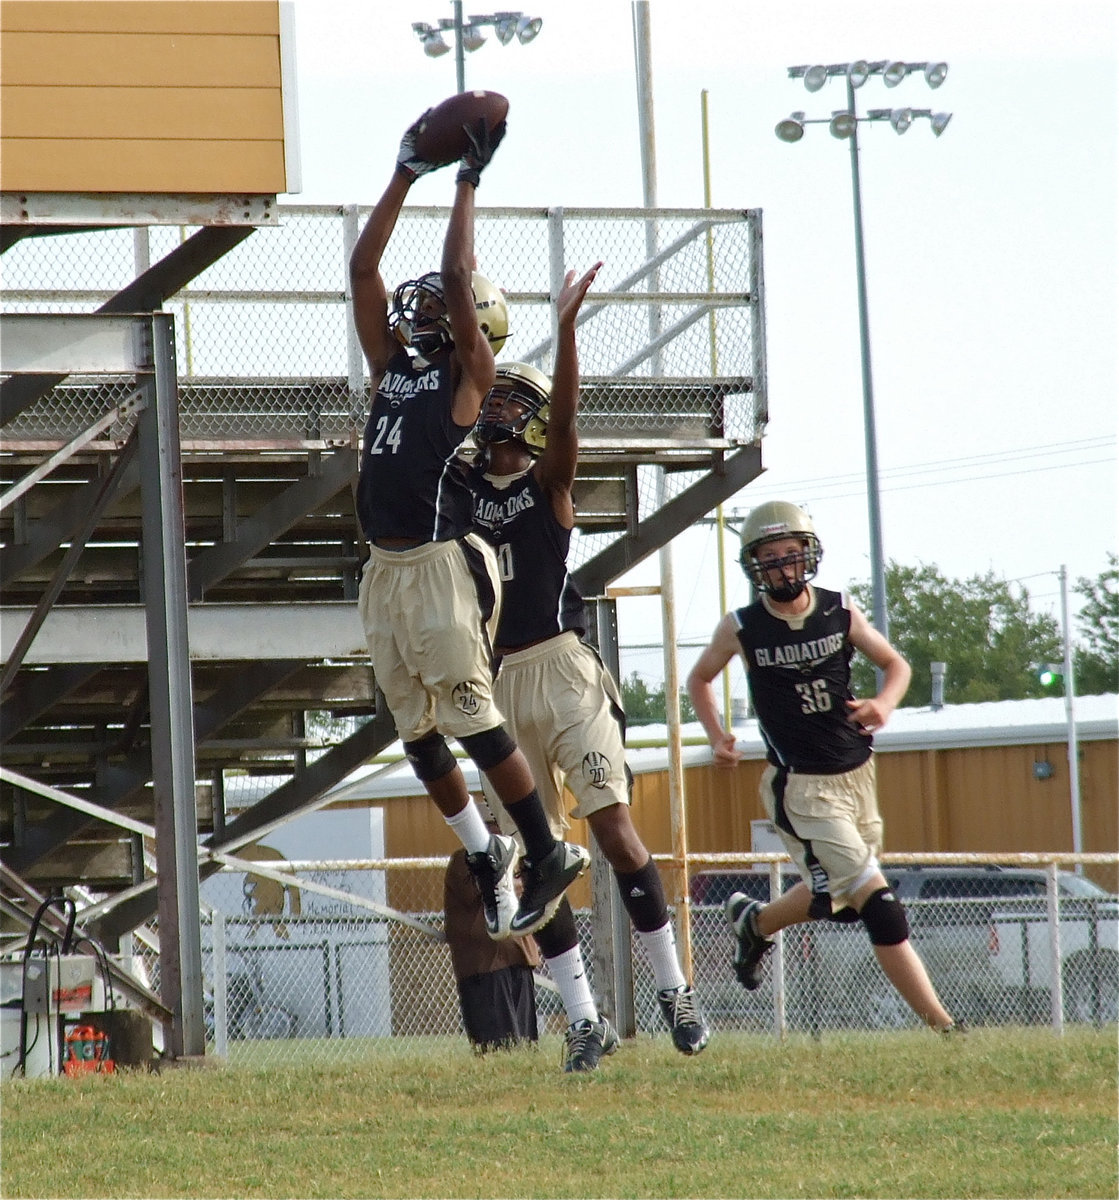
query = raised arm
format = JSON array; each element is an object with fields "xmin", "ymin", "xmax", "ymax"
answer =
[
  {"xmin": 443, "ymin": 181, "xmax": 494, "ymax": 427},
  {"xmin": 349, "ymin": 174, "xmax": 409, "ymax": 378},
  {"xmin": 535, "ymin": 262, "xmax": 603, "ymax": 521},
  {"xmin": 349, "ymin": 112, "xmax": 445, "ymax": 378},
  {"xmin": 447, "ymin": 118, "xmax": 507, "ymax": 428}
]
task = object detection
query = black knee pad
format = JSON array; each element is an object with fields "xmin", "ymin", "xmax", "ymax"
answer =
[
  {"xmin": 860, "ymin": 886, "xmax": 910, "ymax": 946},
  {"xmin": 402, "ymin": 732, "xmax": 456, "ymax": 783},
  {"xmin": 459, "ymin": 725, "xmax": 516, "ymax": 772}
]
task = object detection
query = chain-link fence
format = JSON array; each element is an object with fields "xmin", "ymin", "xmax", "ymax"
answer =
[
  {"xmin": 118, "ymin": 852, "xmax": 1116, "ymax": 1068},
  {"xmin": 1, "ymin": 203, "xmax": 764, "ymax": 439},
  {"xmin": 2, "ymin": 204, "xmax": 764, "ymax": 576}
]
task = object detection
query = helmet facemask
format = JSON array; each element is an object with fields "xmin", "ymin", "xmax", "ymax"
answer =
[
  {"xmin": 390, "ymin": 273, "xmax": 454, "ymax": 365},
  {"xmin": 475, "ymin": 363, "xmax": 550, "ymax": 456},
  {"xmin": 738, "ymin": 501, "xmax": 822, "ymax": 601},
  {"xmin": 390, "ymin": 271, "xmax": 509, "ymax": 366},
  {"xmin": 741, "ymin": 536, "xmax": 821, "ymax": 602}
]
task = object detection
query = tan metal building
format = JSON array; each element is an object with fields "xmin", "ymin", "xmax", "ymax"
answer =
[{"xmin": 322, "ymin": 693, "xmax": 1119, "ymax": 905}]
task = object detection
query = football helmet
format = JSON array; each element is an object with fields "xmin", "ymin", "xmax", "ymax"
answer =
[
  {"xmin": 390, "ymin": 271, "xmax": 451, "ymax": 361},
  {"xmin": 389, "ymin": 270, "xmax": 509, "ymax": 361},
  {"xmin": 471, "ymin": 271, "xmax": 509, "ymax": 355},
  {"xmin": 475, "ymin": 361, "xmax": 551, "ymax": 454},
  {"xmin": 738, "ymin": 500, "xmax": 822, "ymax": 601}
]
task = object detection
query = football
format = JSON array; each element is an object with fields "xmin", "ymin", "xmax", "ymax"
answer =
[{"xmin": 412, "ymin": 90, "xmax": 509, "ymax": 166}]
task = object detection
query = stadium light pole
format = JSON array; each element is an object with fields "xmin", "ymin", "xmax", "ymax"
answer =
[
  {"xmin": 411, "ymin": 4, "xmax": 543, "ymax": 94},
  {"xmin": 776, "ymin": 61, "xmax": 952, "ymax": 645}
]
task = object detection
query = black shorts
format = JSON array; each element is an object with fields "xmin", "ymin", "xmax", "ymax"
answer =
[{"xmin": 457, "ymin": 964, "xmax": 538, "ymax": 1050}]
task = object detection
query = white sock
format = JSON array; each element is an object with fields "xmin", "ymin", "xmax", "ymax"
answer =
[
  {"xmin": 636, "ymin": 922, "xmax": 687, "ymax": 993},
  {"xmin": 546, "ymin": 946, "xmax": 598, "ymax": 1025},
  {"xmin": 444, "ymin": 803, "xmax": 491, "ymax": 855}
]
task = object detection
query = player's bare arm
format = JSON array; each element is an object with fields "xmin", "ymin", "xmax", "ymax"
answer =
[
  {"xmin": 350, "ymin": 110, "xmax": 449, "ymax": 377},
  {"xmin": 446, "ymin": 117, "xmax": 507, "ymax": 427},
  {"xmin": 535, "ymin": 262, "xmax": 603, "ymax": 524},
  {"xmin": 441, "ymin": 181, "xmax": 494, "ymax": 427},
  {"xmin": 687, "ymin": 615, "xmax": 744, "ymax": 764},
  {"xmin": 349, "ymin": 172, "xmax": 411, "ymax": 379},
  {"xmin": 846, "ymin": 601, "xmax": 912, "ymax": 731}
]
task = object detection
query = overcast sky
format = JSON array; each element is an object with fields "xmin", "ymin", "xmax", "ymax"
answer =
[{"xmin": 286, "ymin": 0, "xmax": 1116, "ymax": 693}]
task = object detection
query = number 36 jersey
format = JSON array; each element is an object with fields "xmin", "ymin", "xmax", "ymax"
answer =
[
  {"xmin": 733, "ymin": 587, "xmax": 872, "ymax": 774},
  {"xmin": 356, "ymin": 348, "xmax": 474, "ymax": 543}
]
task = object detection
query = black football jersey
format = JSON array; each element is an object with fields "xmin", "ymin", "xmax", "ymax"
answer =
[
  {"xmin": 734, "ymin": 587, "xmax": 873, "ymax": 773},
  {"xmin": 356, "ymin": 348, "xmax": 474, "ymax": 542},
  {"xmin": 470, "ymin": 467, "xmax": 586, "ymax": 646}
]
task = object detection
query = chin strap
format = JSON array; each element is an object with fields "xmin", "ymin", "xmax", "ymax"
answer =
[{"xmin": 767, "ymin": 579, "xmax": 807, "ymax": 602}]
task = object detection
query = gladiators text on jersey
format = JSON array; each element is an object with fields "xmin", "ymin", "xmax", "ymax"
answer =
[
  {"xmin": 379, "ymin": 367, "xmax": 444, "ymax": 403},
  {"xmin": 752, "ymin": 631, "xmax": 845, "ymax": 670},
  {"xmin": 472, "ymin": 486, "xmax": 536, "ymax": 534}
]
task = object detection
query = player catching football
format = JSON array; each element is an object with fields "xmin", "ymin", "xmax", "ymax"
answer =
[
  {"xmin": 349, "ymin": 105, "xmax": 589, "ymax": 941},
  {"xmin": 468, "ymin": 263, "xmax": 710, "ymax": 1070},
  {"xmin": 687, "ymin": 501, "xmax": 964, "ymax": 1034}
]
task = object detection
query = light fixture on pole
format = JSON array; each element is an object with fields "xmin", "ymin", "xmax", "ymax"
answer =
[
  {"xmin": 776, "ymin": 60, "xmax": 952, "ymax": 646},
  {"xmin": 411, "ymin": 4, "xmax": 543, "ymax": 93},
  {"xmin": 412, "ymin": 22, "xmax": 451, "ymax": 58}
]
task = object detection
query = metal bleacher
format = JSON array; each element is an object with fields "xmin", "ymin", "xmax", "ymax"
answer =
[{"xmin": 0, "ymin": 204, "xmax": 767, "ymax": 1002}]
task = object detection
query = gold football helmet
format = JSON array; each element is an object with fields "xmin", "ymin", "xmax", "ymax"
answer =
[
  {"xmin": 390, "ymin": 270, "xmax": 508, "ymax": 359},
  {"xmin": 739, "ymin": 500, "xmax": 822, "ymax": 598},
  {"xmin": 475, "ymin": 361, "xmax": 551, "ymax": 454}
]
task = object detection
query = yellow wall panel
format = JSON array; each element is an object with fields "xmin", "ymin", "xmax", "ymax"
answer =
[
  {"xmin": 1, "ymin": 31, "xmax": 281, "ymax": 87},
  {"xmin": 0, "ymin": 0, "xmax": 279, "ymax": 34},
  {"xmin": 0, "ymin": 1, "xmax": 289, "ymax": 195},
  {"xmin": 1, "ymin": 137, "xmax": 286, "ymax": 192},
  {"xmin": 2, "ymin": 86, "xmax": 283, "ymax": 140}
]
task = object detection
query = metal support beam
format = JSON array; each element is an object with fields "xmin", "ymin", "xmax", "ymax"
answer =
[
  {"xmin": 0, "ymin": 664, "xmax": 100, "ymax": 744},
  {"xmin": 92, "ymin": 658, "xmax": 311, "ymax": 815},
  {"xmin": 1, "ymin": 601, "xmax": 367, "ymax": 664},
  {"xmin": 0, "ymin": 434, "xmax": 139, "ymax": 693},
  {"xmin": 573, "ymin": 443, "xmax": 763, "ymax": 596},
  {"xmin": 2, "ymin": 660, "xmax": 311, "ymax": 873},
  {"xmin": 136, "ymin": 313, "xmax": 204, "ymax": 1059},
  {"xmin": 0, "ymin": 390, "xmax": 144, "ymax": 513},
  {"xmin": 89, "ymin": 708, "xmax": 397, "ymax": 944},
  {"xmin": 207, "ymin": 702, "xmax": 396, "ymax": 853},
  {"xmin": 0, "ymin": 453, "xmax": 141, "ymax": 582},
  {"xmin": 187, "ymin": 449, "xmax": 358, "ymax": 599},
  {"xmin": 0, "ymin": 225, "xmax": 253, "ymax": 426}
]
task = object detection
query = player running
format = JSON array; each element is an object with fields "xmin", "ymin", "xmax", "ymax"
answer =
[{"xmin": 687, "ymin": 501, "xmax": 964, "ymax": 1034}]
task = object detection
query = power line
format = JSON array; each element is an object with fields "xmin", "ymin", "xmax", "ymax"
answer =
[
  {"xmin": 724, "ymin": 443, "xmax": 1113, "ymax": 512},
  {"xmin": 734, "ymin": 434, "xmax": 1112, "ymax": 495}
]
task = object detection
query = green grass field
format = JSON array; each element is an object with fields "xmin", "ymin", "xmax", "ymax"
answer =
[{"xmin": 2, "ymin": 1026, "xmax": 1115, "ymax": 1199}]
